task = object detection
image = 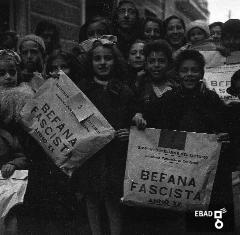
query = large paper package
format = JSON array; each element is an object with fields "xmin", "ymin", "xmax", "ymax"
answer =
[
  {"xmin": 122, "ymin": 127, "xmax": 222, "ymax": 212},
  {"xmin": 199, "ymin": 50, "xmax": 226, "ymax": 68},
  {"xmin": 0, "ymin": 170, "xmax": 28, "ymax": 218},
  {"xmin": 21, "ymin": 73, "xmax": 115, "ymax": 176},
  {"xmin": 204, "ymin": 64, "xmax": 240, "ymax": 104}
]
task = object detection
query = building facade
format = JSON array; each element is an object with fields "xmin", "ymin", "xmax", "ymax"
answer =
[
  {"xmin": 165, "ymin": 0, "xmax": 209, "ymax": 23},
  {"xmin": 1, "ymin": 0, "xmax": 209, "ymax": 51}
]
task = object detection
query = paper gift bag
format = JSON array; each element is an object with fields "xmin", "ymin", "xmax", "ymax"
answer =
[
  {"xmin": 122, "ymin": 127, "xmax": 221, "ymax": 212},
  {"xmin": 21, "ymin": 72, "xmax": 115, "ymax": 176}
]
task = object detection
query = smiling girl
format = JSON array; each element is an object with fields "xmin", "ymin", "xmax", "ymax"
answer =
[{"xmin": 77, "ymin": 39, "xmax": 135, "ymax": 235}]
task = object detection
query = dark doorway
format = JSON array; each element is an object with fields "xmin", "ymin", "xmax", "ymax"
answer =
[{"xmin": 86, "ymin": 0, "xmax": 115, "ymax": 20}]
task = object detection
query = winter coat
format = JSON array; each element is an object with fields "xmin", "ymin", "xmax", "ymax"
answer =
[
  {"xmin": 21, "ymin": 132, "xmax": 79, "ymax": 229},
  {"xmin": 141, "ymin": 85, "xmax": 235, "ymax": 232},
  {"xmin": 75, "ymin": 78, "xmax": 135, "ymax": 198}
]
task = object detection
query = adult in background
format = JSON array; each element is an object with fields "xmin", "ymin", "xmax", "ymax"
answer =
[
  {"xmin": 112, "ymin": 0, "xmax": 141, "ymax": 58},
  {"xmin": 209, "ymin": 21, "xmax": 223, "ymax": 46},
  {"xmin": 18, "ymin": 34, "xmax": 46, "ymax": 92},
  {"xmin": 164, "ymin": 15, "xmax": 186, "ymax": 54},
  {"xmin": 35, "ymin": 20, "xmax": 61, "ymax": 57}
]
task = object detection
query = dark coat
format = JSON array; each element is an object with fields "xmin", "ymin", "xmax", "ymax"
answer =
[
  {"xmin": 150, "ymin": 85, "xmax": 225, "ymax": 133},
  {"xmin": 21, "ymin": 132, "xmax": 79, "ymax": 232},
  {"xmin": 75, "ymin": 79, "xmax": 135, "ymax": 198},
  {"xmin": 0, "ymin": 122, "xmax": 27, "ymax": 169},
  {"xmin": 142, "ymin": 86, "xmax": 235, "ymax": 232}
]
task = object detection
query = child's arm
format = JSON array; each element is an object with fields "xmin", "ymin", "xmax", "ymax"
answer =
[{"xmin": 1, "ymin": 154, "xmax": 28, "ymax": 179}]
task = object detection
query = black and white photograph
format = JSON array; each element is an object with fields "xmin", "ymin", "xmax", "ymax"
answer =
[{"xmin": 0, "ymin": 0, "xmax": 240, "ymax": 234}]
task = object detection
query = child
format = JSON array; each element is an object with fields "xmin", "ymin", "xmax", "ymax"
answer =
[
  {"xmin": 46, "ymin": 51, "xmax": 82, "ymax": 85},
  {"xmin": 132, "ymin": 40, "xmax": 175, "ymax": 129},
  {"xmin": 127, "ymin": 39, "xmax": 145, "ymax": 94},
  {"xmin": 134, "ymin": 50, "xmax": 234, "ymax": 233},
  {"xmin": 142, "ymin": 17, "xmax": 163, "ymax": 42},
  {"xmin": 77, "ymin": 38, "xmax": 134, "ymax": 235},
  {"xmin": 0, "ymin": 49, "xmax": 28, "ymax": 234},
  {"xmin": 177, "ymin": 20, "xmax": 216, "ymax": 53},
  {"xmin": 222, "ymin": 19, "xmax": 240, "ymax": 54},
  {"xmin": 18, "ymin": 34, "xmax": 46, "ymax": 92},
  {"xmin": 35, "ymin": 20, "xmax": 61, "ymax": 56}
]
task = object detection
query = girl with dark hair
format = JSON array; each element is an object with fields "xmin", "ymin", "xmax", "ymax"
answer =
[
  {"xmin": 35, "ymin": 20, "xmax": 61, "ymax": 56},
  {"xmin": 132, "ymin": 40, "xmax": 176, "ymax": 129},
  {"xmin": 164, "ymin": 15, "xmax": 186, "ymax": 53},
  {"xmin": 76, "ymin": 39, "xmax": 134, "ymax": 235},
  {"xmin": 112, "ymin": 0, "xmax": 141, "ymax": 58},
  {"xmin": 46, "ymin": 51, "xmax": 82, "ymax": 85},
  {"xmin": 142, "ymin": 17, "xmax": 164, "ymax": 42},
  {"xmin": 0, "ymin": 49, "xmax": 29, "ymax": 235},
  {"xmin": 78, "ymin": 16, "xmax": 112, "ymax": 43}
]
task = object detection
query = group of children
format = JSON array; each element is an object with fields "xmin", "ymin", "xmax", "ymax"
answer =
[{"xmin": 0, "ymin": 0, "xmax": 240, "ymax": 234}]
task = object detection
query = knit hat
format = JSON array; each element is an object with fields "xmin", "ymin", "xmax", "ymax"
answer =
[
  {"xmin": 18, "ymin": 34, "xmax": 46, "ymax": 54},
  {"xmin": 0, "ymin": 49, "xmax": 21, "ymax": 65},
  {"xmin": 222, "ymin": 19, "xmax": 240, "ymax": 36},
  {"xmin": 186, "ymin": 20, "xmax": 210, "ymax": 41}
]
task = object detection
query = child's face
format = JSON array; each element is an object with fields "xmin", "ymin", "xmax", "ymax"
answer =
[
  {"xmin": 92, "ymin": 46, "xmax": 114, "ymax": 79},
  {"xmin": 40, "ymin": 29, "xmax": 55, "ymax": 53},
  {"xmin": 222, "ymin": 33, "xmax": 240, "ymax": 52},
  {"xmin": 210, "ymin": 25, "xmax": 222, "ymax": 42},
  {"xmin": 189, "ymin": 28, "xmax": 206, "ymax": 44},
  {"xmin": 146, "ymin": 51, "xmax": 168, "ymax": 80},
  {"xmin": 166, "ymin": 18, "xmax": 185, "ymax": 47},
  {"xmin": 0, "ymin": 60, "xmax": 17, "ymax": 88},
  {"xmin": 20, "ymin": 40, "xmax": 44, "ymax": 73},
  {"xmin": 128, "ymin": 42, "xmax": 145, "ymax": 70},
  {"xmin": 87, "ymin": 22, "xmax": 107, "ymax": 39},
  {"xmin": 144, "ymin": 21, "xmax": 161, "ymax": 41},
  {"xmin": 179, "ymin": 59, "xmax": 202, "ymax": 90},
  {"xmin": 50, "ymin": 57, "xmax": 70, "ymax": 76}
]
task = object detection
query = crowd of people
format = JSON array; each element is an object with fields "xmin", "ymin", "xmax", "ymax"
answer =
[{"xmin": 0, "ymin": 0, "xmax": 240, "ymax": 234}]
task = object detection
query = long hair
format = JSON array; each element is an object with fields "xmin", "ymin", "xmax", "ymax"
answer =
[{"xmin": 84, "ymin": 42, "xmax": 128, "ymax": 83}]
